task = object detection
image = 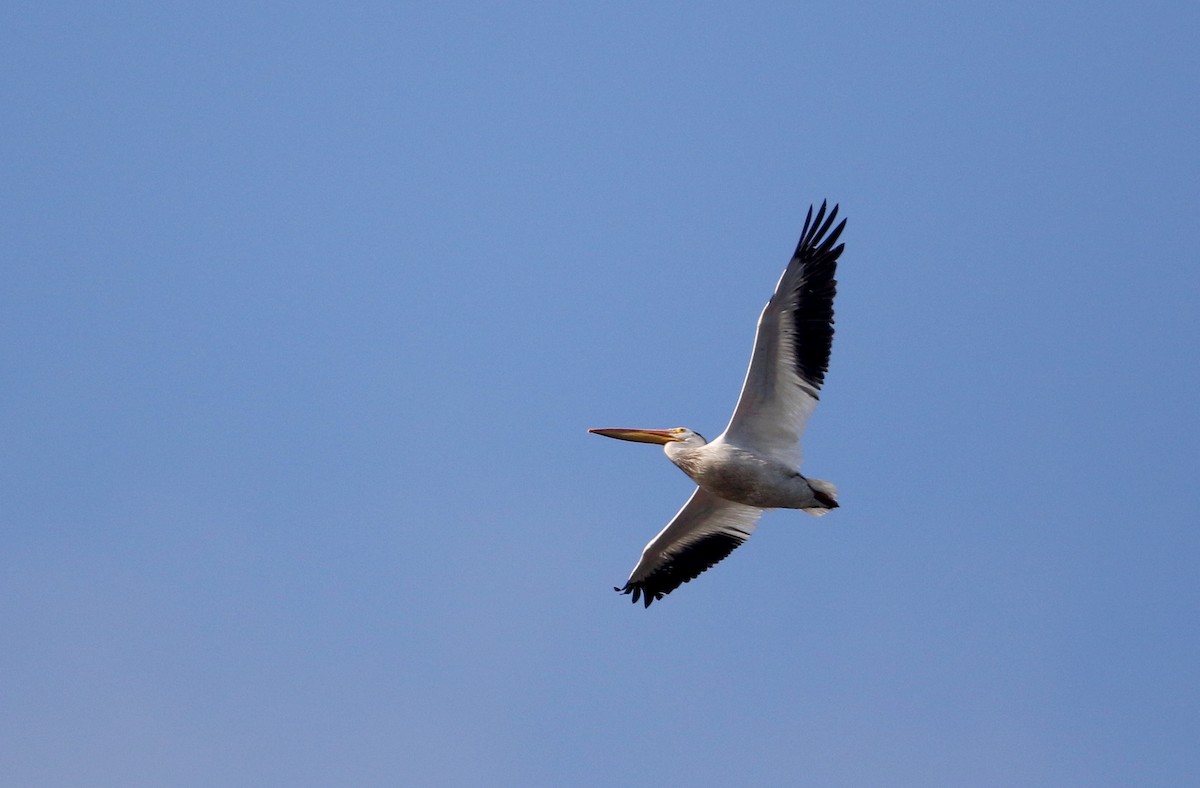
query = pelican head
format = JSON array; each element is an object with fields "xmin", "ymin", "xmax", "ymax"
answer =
[{"xmin": 588, "ymin": 426, "xmax": 707, "ymax": 448}]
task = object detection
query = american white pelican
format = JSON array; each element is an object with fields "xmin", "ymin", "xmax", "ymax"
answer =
[{"xmin": 590, "ymin": 201, "xmax": 846, "ymax": 607}]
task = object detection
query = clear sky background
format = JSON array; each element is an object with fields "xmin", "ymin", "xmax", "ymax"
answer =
[{"xmin": 3, "ymin": 3, "xmax": 1198, "ymax": 786}]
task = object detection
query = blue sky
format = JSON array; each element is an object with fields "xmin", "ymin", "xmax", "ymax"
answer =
[{"xmin": 3, "ymin": 2, "xmax": 1198, "ymax": 785}]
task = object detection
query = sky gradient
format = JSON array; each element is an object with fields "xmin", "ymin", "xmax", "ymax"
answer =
[{"xmin": 3, "ymin": 3, "xmax": 1198, "ymax": 785}]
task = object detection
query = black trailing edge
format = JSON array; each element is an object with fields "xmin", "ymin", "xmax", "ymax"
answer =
[{"xmin": 615, "ymin": 531, "xmax": 749, "ymax": 608}]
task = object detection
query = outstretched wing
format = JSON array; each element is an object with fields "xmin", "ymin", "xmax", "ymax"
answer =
[
  {"xmin": 616, "ymin": 488, "xmax": 764, "ymax": 607},
  {"xmin": 719, "ymin": 201, "xmax": 846, "ymax": 466}
]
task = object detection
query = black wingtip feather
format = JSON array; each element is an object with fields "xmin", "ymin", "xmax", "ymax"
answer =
[
  {"xmin": 814, "ymin": 208, "xmax": 838, "ymax": 247},
  {"xmin": 799, "ymin": 203, "xmax": 816, "ymax": 242}
]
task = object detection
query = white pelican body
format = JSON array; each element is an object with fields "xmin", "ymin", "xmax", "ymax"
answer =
[
  {"xmin": 667, "ymin": 438, "xmax": 836, "ymax": 511},
  {"xmin": 590, "ymin": 201, "xmax": 846, "ymax": 607}
]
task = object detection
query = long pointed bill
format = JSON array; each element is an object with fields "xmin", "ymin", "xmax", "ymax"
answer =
[{"xmin": 587, "ymin": 428, "xmax": 682, "ymax": 445}]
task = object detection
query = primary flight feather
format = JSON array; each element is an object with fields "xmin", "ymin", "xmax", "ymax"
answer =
[{"xmin": 590, "ymin": 201, "xmax": 847, "ymax": 607}]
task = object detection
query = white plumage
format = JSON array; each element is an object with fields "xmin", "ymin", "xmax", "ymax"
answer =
[{"xmin": 590, "ymin": 201, "xmax": 847, "ymax": 607}]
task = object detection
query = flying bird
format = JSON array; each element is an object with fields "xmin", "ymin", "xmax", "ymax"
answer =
[{"xmin": 590, "ymin": 201, "xmax": 847, "ymax": 607}]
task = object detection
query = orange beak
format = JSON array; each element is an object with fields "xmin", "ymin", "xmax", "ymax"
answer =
[{"xmin": 587, "ymin": 428, "xmax": 682, "ymax": 445}]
